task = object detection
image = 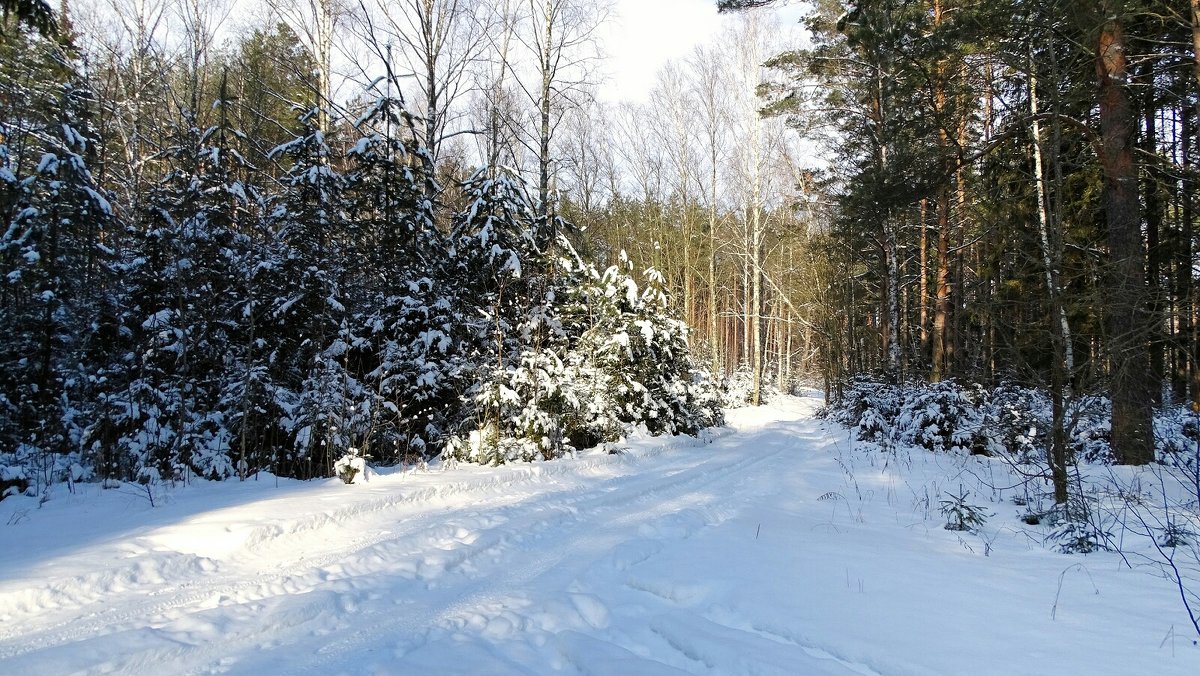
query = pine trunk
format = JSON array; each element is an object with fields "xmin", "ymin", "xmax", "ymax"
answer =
[
  {"xmin": 932, "ymin": 187, "xmax": 951, "ymax": 381},
  {"xmin": 1097, "ymin": 6, "xmax": 1153, "ymax": 465}
]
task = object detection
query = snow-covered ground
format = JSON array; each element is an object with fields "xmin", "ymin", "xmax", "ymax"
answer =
[{"xmin": 2, "ymin": 395, "xmax": 1197, "ymax": 675}]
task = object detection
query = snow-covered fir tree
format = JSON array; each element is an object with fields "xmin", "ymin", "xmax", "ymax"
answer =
[
  {"xmin": 446, "ymin": 168, "xmax": 567, "ymax": 463},
  {"xmin": 343, "ymin": 92, "xmax": 461, "ymax": 465},
  {"xmin": 95, "ymin": 80, "xmax": 258, "ymax": 484},
  {"xmin": 0, "ymin": 75, "xmax": 115, "ymax": 491},
  {"xmin": 0, "ymin": 75, "xmax": 725, "ymax": 490},
  {"xmin": 264, "ymin": 106, "xmax": 358, "ymax": 479},
  {"xmin": 571, "ymin": 257, "xmax": 724, "ymax": 438},
  {"xmin": 445, "ymin": 171, "xmax": 720, "ymax": 464}
]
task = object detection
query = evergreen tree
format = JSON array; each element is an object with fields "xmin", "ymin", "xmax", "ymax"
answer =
[
  {"xmin": 447, "ymin": 169, "xmax": 721, "ymax": 464},
  {"xmin": 345, "ymin": 92, "xmax": 459, "ymax": 464},
  {"xmin": 447, "ymin": 168, "xmax": 558, "ymax": 463},
  {"xmin": 99, "ymin": 80, "xmax": 258, "ymax": 483},
  {"xmin": 264, "ymin": 106, "xmax": 355, "ymax": 478},
  {"xmin": 0, "ymin": 62, "xmax": 114, "ymax": 489},
  {"xmin": 566, "ymin": 253, "xmax": 723, "ymax": 444},
  {"xmin": 226, "ymin": 22, "xmax": 318, "ymax": 179},
  {"xmin": 0, "ymin": 0, "xmax": 55, "ymax": 37}
]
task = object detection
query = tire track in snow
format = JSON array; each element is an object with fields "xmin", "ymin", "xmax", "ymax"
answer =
[
  {"xmin": 0, "ymin": 431, "xmax": 730, "ymax": 656},
  {"xmin": 2, "ymin": 409, "xmax": 853, "ymax": 675},
  {"xmin": 267, "ymin": 422, "xmax": 817, "ymax": 675},
  {"xmin": 0, "ymin": 424, "xmax": 792, "ymax": 672},
  {"xmin": 122, "ymin": 422, "xmax": 796, "ymax": 673},
  {"xmin": 0, "ymin": 432, "xmax": 719, "ymax": 644}
]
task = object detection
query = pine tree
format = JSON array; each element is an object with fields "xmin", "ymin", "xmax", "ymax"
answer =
[{"xmin": 446, "ymin": 169, "xmax": 722, "ymax": 464}]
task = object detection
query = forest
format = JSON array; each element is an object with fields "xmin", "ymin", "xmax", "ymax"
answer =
[{"xmin": 1, "ymin": 0, "xmax": 1198, "ymax": 507}]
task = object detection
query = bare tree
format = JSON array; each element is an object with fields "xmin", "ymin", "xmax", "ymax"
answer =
[
  {"xmin": 513, "ymin": 0, "xmax": 605, "ymax": 215},
  {"xmin": 79, "ymin": 0, "xmax": 173, "ymax": 208},
  {"xmin": 650, "ymin": 61, "xmax": 700, "ymax": 324},
  {"xmin": 359, "ymin": 0, "xmax": 489, "ymax": 163},
  {"xmin": 469, "ymin": 0, "xmax": 521, "ymax": 174},
  {"xmin": 555, "ymin": 97, "xmax": 607, "ymax": 213},
  {"xmin": 689, "ymin": 44, "xmax": 732, "ymax": 379},
  {"xmin": 725, "ymin": 14, "xmax": 768, "ymax": 404},
  {"xmin": 268, "ymin": 0, "xmax": 345, "ymax": 131},
  {"xmin": 172, "ymin": 0, "xmax": 233, "ymax": 120}
]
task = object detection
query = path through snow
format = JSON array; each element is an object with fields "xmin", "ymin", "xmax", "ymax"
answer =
[{"xmin": 1, "ymin": 396, "xmax": 1197, "ymax": 674}]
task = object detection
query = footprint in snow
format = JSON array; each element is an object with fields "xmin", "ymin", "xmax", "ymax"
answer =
[
  {"xmin": 636, "ymin": 509, "xmax": 709, "ymax": 540},
  {"xmin": 608, "ymin": 539, "xmax": 663, "ymax": 571}
]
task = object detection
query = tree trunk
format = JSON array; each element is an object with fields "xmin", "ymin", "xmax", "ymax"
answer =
[
  {"xmin": 1193, "ymin": 0, "xmax": 1200, "ymax": 121},
  {"xmin": 742, "ymin": 216, "xmax": 751, "ymax": 367},
  {"xmin": 1142, "ymin": 77, "xmax": 1163, "ymax": 405},
  {"xmin": 1187, "ymin": 0, "xmax": 1200, "ymax": 406},
  {"xmin": 932, "ymin": 187, "xmax": 951, "ymax": 381},
  {"xmin": 1097, "ymin": 5, "xmax": 1153, "ymax": 465},
  {"xmin": 1031, "ymin": 62, "xmax": 1072, "ymax": 504},
  {"xmin": 486, "ymin": 1, "xmax": 514, "ymax": 174},
  {"xmin": 316, "ymin": 0, "xmax": 333, "ymax": 133},
  {"xmin": 1183, "ymin": 105, "xmax": 1199, "ymax": 407},
  {"xmin": 537, "ymin": 0, "xmax": 554, "ymax": 213},
  {"xmin": 750, "ymin": 203, "xmax": 764, "ymax": 405},
  {"xmin": 885, "ymin": 222, "xmax": 901, "ymax": 374},
  {"xmin": 709, "ymin": 172, "xmax": 721, "ymax": 378},
  {"xmin": 930, "ymin": 0, "xmax": 952, "ymax": 382},
  {"xmin": 919, "ymin": 198, "xmax": 929, "ymax": 361}
]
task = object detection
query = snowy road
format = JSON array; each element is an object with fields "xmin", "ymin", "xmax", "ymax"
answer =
[{"xmin": 2, "ymin": 397, "xmax": 1198, "ymax": 675}]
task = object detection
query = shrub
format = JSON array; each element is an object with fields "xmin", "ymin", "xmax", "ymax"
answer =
[
  {"xmin": 892, "ymin": 380, "xmax": 985, "ymax": 454},
  {"xmin": 820, "ymin": 374, "xmax": 901, "ymax": 445},
  {"xmin": 940, "ymin": 487, "xmax": 989, "ymax": 533},
  {"xmin": 980, "ymin": 384, "xmax": 1051, "ymax": 463}
]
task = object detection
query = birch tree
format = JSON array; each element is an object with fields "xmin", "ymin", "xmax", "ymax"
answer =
[
  {"xmin": 362, "ymin": 0, "xmax": 489, "ymax": 164},
  {"xmin": 82, "ymin": 0, "xmax": 172, "ymax": 210},
  {"xmin": 269, "ymin": 0, "xmax": 344, "ymax": 132},
  {"xmin": 688, "ymin": 44, "xmax": 731, "ymax": 379},
  {"xmin": 172, "ymin": 0, "xmax": 232, "ymax": 121},
  {"xmin": 515, "ymin": 0, "xmax": 603, "ymax": 215}
]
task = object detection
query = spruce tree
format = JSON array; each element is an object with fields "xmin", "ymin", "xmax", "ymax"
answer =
[
  {"xmin": 103, "ymin": 80, "xmax": 258, "ymax": 483},
  {"xmin": 448, "ymin": 168, "xmax": 565, "ymax": 463},
  {"xmin": 345, "ymin": 92, "xmax": 459, "ymax": 464},
  {"xmin": 265, "ymin": 107, "xmax": 355, "ymax": 478},
  {"xmin": 1, "ymin": 70, "xmax": 114, "ymax": 489}
]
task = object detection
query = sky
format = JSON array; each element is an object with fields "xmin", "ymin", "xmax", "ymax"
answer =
[
  {"xmin": 600, "ymin": 0, "xmax": 726, "ymax": 102},
  {"xmin": 601, "ymin": 0, "xmax": 808, "ymax": 102}
]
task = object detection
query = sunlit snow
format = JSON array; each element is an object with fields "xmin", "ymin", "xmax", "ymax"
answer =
[{"xmin": 1, "ymin": 396, "xmax": 1197, "ymax": 674}]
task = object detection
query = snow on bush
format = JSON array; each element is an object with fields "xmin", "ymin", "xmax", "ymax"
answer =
[
  {"xmin": 978, "ymin": 384, "xmax": 1050, "ymax": 463},
  {"xmin": 1154, "ymin": 405, "xmax": 1200, "ymax": 475},
  {"xmin": 443, "ymin": 174, "xmax": 721, "ymax": 466},
  {"xmin": 334, "ymin": 448, "xmax": 367, "ymax": 484},
  {"xmin": 892, "ymin": 380, "xmax": 985, "ymax": 454},
  {"xmin": 1065, "ymin": 395, "xmax": 1112, "ymax": 464},
  {"xmin": 820, "ymin": 374, "xmax": 900, "ymax": 445},
  {"xmin": 719, "ymin": 365, "xmax": 758, "ymax": 408},
  {"xmin": 820, "ymin": 376, "xmax": 1186, "ymax": 466}
]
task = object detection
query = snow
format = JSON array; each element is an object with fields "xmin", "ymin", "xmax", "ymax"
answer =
[
  {"xmin": 35, "ymin": 152, "xmax": 58, "ymax": 175},
  {"xmin": 141, "ymin": 309, "xmax": 173, "ymax": 330},
  {"xmin": 1, "ymin": 395, "xmax": 1198, "ymax": 674}
]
